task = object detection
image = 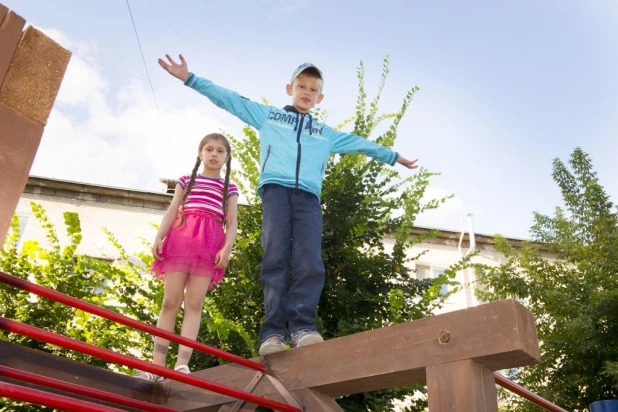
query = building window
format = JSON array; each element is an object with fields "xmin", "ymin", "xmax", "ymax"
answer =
[
  {"xmin": 415, "ymin": 264, "xmax": 449, "ymax": 297},
  {"xmin": 16, "ymin": 215, "xmax": 30, "ymax": 250}
]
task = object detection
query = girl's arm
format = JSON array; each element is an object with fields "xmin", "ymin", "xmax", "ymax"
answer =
[
  {"xmin": 152, "ymin": 185, "xmax": 184, "ymax": 261},
  {"xmin": 215, "ymin": 195, "xmax": 239, "ymax": 269}
]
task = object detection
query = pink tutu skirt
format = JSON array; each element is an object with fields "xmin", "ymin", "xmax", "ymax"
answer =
[{"xmin": 151, "ymin": 210, "xmax": 226, "ymax": 289}]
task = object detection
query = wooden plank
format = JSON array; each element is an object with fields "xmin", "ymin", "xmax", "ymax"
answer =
[
  {"xmin": 0, "ymin": 341, "xmax": 161, "ymax": 406},
  {"xmin": 0, "ymin": 25, "xmax": 70, "ymax": 126},
  {"xmin": 0, "ymin": 7, "xmax": 26, "ymax": 84},
  {"xmin": 0, "ymin": 300, "xmax": 539, "ymax": 411},
  {"xmin": 223, "ymin": 371, "xmax": 264, "ymax": 412},
  {"xmin": 292, "ymin": 389, "xmax": 343, "ymax": 412},
  {"xmin": 161, "ymin": 299, "xmax": 539, "ymax": 410},
  {"xmin": 0, "ymin": 107, "xmax": 43, "ymax": 244},
  {"xmin": 426, "ymin": 359, "xmax": 498, "ymax": 412},
  {"xmin": 0, "ymin": 4, "xmax": 8, "ymax": 21}
]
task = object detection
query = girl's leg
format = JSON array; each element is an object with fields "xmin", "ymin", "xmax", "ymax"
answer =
[
  {"xmin": 153, "ymin": 272, "xmax": 189, "ymax": 366},
  {"xmin": 175, "ymin": 275, "xmax": 212, "ymax": 368}
]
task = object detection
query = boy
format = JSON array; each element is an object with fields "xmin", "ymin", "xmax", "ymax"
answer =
[{"xmin": 158, "ymin": 55, "xmax": 418, "ymax": 356}]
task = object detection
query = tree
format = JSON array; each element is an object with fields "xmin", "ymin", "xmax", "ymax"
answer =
[{"xmin": 475, "ymin": 148, "xmax": 618, "ymax": 411}]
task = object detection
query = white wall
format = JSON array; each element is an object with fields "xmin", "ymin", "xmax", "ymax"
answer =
[{"xmin": 14, "ymin": 193, "xmax": 165, "ymax": 260}]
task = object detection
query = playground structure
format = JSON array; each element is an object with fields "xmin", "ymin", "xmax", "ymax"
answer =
[{"xmin": 0, "ymin": 3, "xmax": 568, "ymax": 411}]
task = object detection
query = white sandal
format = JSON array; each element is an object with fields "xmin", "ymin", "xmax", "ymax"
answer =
[
  {"xmin": 134, "ymin": 371, "xmax": 159, "ymax": 381},
  {"xmin": 174, "ymin": 364, "xmax": 191, "ymax": 374}
]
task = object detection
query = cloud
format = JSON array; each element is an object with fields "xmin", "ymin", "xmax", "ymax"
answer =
[{"xmin": 31, "ymin": 28, "xmax": 240, "ymax": 192}]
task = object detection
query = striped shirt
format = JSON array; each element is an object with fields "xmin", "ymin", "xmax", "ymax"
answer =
[{"xmin": 177, "ymin": 175, "xmax": 239, "ymax": 220}]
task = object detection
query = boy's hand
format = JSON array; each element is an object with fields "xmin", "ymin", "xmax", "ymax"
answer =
[
  {"xmin": 158, "ymin": 54, "xmax": 190, "ymax": 82},
  {"xmin": 396, "ymin": 155, "xmax": 419, "ymax": 169}
]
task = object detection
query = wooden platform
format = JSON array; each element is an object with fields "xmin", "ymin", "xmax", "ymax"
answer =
[{"xmin": 0, "ymin": 299, "xmax": 540, "ymax": 411}]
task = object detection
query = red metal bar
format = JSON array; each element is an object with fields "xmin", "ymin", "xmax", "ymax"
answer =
[
  {"xmin": 0, "ymin": 271, "xmax": 267, "ymax": 374},
  {"xmin": 0, "ymin": 381, "xmax": 125, "ymax": 412},
  {"xmin": 0, "ymin": 365, "xmax": 178, "ymax": 412},
  {"xmin": 495, "ymin": 373, "xmax": 568, "ymax": 412},
  {"xmin": 0, "ymin": 317, "xmax": 301, "ymax": 412}
]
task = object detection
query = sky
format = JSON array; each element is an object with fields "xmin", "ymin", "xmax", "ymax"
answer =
[{"xmin": 5, "ymin": 0, "xmax": 617, "ymax": 239}]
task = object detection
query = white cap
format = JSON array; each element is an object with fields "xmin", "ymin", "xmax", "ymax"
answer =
[{"xmin": 290, "ymin": 62, "xmax": 323, "ymax": 83}]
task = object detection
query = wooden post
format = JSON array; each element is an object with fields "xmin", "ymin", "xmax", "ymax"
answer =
[
  {"xmin": 0, "ymin": 3, "xmax": 71, "ymax": 244},
  {"xmin": 426, "ymin": 359, "xmax": 498, "ymax": 412}
]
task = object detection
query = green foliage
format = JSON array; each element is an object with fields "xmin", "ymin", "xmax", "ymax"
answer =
[
  {"xmin": 476, "ymin": 148, "xmax": 618, "ymax": 411},
  {"xmin": 0, "ymin": 203, "xmax": 160, "ymax": 410}
]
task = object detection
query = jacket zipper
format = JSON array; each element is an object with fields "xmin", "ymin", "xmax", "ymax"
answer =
[
  {"xmin": 295, "ymin": 114, "xmax": 305, "ymax": 189},
  {"xmin": 261, "ymin": 145, "xmax": 271, "ymax": 172}
]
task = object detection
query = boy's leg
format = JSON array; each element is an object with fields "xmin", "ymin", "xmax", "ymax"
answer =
[
  {"xmin": 286, "ymin": 189, "xmax": 325, "ymax": 340},
  {"xmin": 258, "ymin": 185, "xmax": 293, "ymax": 343}
]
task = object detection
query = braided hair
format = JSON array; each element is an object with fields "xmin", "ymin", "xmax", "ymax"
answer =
[{"xmin": 176, "ymin": 133, "xmax": 232, "ymax": 227}]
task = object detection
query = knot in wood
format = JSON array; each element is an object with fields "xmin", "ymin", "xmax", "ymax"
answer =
[{"xmin": 437, "ymin": 330, "xmax": 450, "ymax": 345}]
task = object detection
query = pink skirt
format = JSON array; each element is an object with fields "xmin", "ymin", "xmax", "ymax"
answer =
[{"xmin": 151, "ymin": 210, "xmax": 226, "ymax": 289}]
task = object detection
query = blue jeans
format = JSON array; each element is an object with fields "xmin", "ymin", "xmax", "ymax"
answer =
[{"xmin": 258, "ymin": 184, "xmax": 325, "ymax": 343}]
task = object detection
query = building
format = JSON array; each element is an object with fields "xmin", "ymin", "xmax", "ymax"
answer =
[{"xmin": 12, "ymin": 176, "xmax": 557, "ymax": 314}]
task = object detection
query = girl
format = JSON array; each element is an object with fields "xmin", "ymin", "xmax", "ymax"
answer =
[{"xmin": 137, "ymin": 133, "xmax": 239, "ymax": 381}]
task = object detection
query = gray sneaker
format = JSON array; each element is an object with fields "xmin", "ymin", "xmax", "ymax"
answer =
[
  {"xmin": 259, "ymin": 335, "xmax": 287, "ymax": 356},
  {"xmin": 291, "ymin": 329, "xmax": 323, "ymax": 349}
]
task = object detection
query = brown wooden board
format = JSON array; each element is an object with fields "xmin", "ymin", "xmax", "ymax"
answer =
[
  {"xmin": 292, "ymin": 389, "xmax": 343, "ymax": 412},
  {"xmin": 0, "ymin": 300, "xmax": 540, "ymax": 411},
  {"xmin": 0, "ymin": 107, "xmax": 43, "ymax": 243},
  {"xmin": 0, "ymin": 4, "xmax": 8, "ymax": 21},
  {"xmin": 0, "ymin": 341, "xmax": 162, "ymax": 408},
  {"xmin": 162, "ymin": 299, "xmax": 539, "ymax": 409},
  {"xmin": 0, "ymin": 25, "xmax": 70, "ymax": 126},
  {"xmin": 0, "ymin": 7, "xmax": 26, "ymax": 84},
  {"xmin": 426, "ymin": 359, "xmax": 498, "ymax": 412}
]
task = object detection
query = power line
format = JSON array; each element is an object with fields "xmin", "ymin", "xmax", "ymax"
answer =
[
  {"xmin": 145, "ymin": 0, "xmax": 223, "ymax": 79},
  {"xmin": 125, "ymin": 0, "xmax": 163, "ymax": 120}
]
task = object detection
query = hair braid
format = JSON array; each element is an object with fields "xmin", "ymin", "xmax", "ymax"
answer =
[
  {"xmin": 176, "ymin": 156, "xmax": 202, "ymax": 227},
  {"xmin": 221, "ymin": 155, "xmax": 232, "ymax": 225}
]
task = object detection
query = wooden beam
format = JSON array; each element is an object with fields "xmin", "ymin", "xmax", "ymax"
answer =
[
  {"xmin": 0, "ymin": 25, "xmax": 71, "ymax": 125},
  {"xmin": 0, "ymin": 3, "xmax": 71, "ymax": 244},
  {"xmin": 291, "ymin": 389, "xmax": 343, "ymax": 412},
  {"xmin": 0, "ymin": 6, "xmax": 25, "ymax": 82},
  {"xmin": 426, "ymin": 359, "xmax": 498, "ymax": 412},
  {"xmin": 0, "ymin": 106, "xmax": 42, "ymax": 244},
  {"xmin": 0, "ymin": 341, "xmax": 161, "ymax": 405},
  {"xmin": 0, "ymin": 300, "xmax": 540, "ymax": 411},
  {"xmin": 166, "ymin": 299, "xmax": 539, "ymax": 409}
]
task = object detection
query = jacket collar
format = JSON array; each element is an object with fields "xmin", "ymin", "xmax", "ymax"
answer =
[{"xmin": 284, "ymin": 105, "xmax": 301, "ymax": 113}]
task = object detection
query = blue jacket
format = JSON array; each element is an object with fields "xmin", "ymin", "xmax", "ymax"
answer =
[{"xmin": 184, "ymin": 73, "xmax": 399, "ymax": 200}]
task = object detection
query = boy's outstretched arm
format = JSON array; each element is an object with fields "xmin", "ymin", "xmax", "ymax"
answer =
[
  {"xmin": 396, "ymin": 155, "xmax": 419, "ymax": 169},
  {"xmin": 158, "ymin": 54, "xmax": 189, "ymax": 81},
  {"xmin": 157, "ymin": 53, "xmax": 269, "ymax": 130}
]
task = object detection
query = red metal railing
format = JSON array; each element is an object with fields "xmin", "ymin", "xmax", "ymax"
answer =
[
  {"xmin": 0, "ymin": 271, "xmax": 567, "ymax": 412},
  {"xmin": 0, "ymin": 271, "xmax": 302, "ymax": 412},
  {"xmin": 0, "ymin": 365, "xmax": 177, "ymax": 412},
  {"xmin": 0, "ymin": 317, "xmax": 301, "ymax": 412},
  {"xmin": 495, "ymin": 373, "xmax": 568, "ymax": 412},
  {"xmin": 0, "ymin": 381, "xmax": 125, "ymax": 412},
  {"xmin": 0, "ymin": 271, "xmax": 267, "ymax": 373}
]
